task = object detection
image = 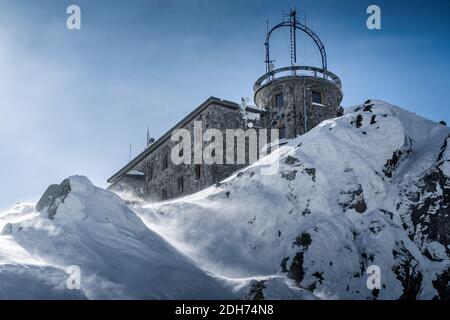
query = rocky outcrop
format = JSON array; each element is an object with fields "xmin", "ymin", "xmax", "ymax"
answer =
[{"xmin": 36, "ymin": 178, "xmax": 71, "ymax": 219}]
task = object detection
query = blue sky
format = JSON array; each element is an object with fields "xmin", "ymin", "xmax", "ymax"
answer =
[{"xmin": 0, "ymin": 0, "xmax": 449, "ymax": 210}]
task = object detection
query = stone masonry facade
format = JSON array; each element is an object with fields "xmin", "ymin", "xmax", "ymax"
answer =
[
  {"xmin": 108, "ymin": 98, "xmax": 262, "ymax": 201},
  {"xmin": 254, "ymin": 76, "xmax": 343, "ymax": 139}
]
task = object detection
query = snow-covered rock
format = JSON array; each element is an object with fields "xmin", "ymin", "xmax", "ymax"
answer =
[
  {"xmin": 133, "ymin": 100, "xmax": 450, "ymax": 300},
  {"xmin": 0, "ymin": 176, "xmax": 234, "ymax": 299},
  {"xmin": 1, "ymin": 100, "xmax": 448, "ymax": 300}
]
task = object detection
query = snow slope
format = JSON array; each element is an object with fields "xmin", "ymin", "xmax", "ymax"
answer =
[
  {"xmin": 0, "ymin": 176, "xmax": 234, "ymax": 299},
  {"xmin": 0, "ymin": 100, "xmax": 448, "ymax": 300},
  {"xmin": 133, "ymin": 100, "xmax": 450, "ymax": 300}
]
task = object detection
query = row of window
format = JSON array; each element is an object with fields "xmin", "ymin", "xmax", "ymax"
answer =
[
  {"xmin": 274, "ymin": 90, "xmax": 323, "ymax": 108},
  {"xmin": 160, "ymin": 172, "xmax": 191, "ymax": 200},
  {"xmin": 147, "ymin": 162, "xmax": 202, "ymax": 183}
]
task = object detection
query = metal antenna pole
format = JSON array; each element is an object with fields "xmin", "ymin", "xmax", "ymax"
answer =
[
  {"xmin": 129, "ymin": 142, "xmax": 131, "ymax": 162},
  {"xmin": 290, "ymin": 9, "xmax": 297, "ymax": 75},
  {"xmin": 290, "ymin": 10, "xmax": 297, "ymax": 67}
]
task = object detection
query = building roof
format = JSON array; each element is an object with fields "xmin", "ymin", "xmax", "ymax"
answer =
[{"xmin": 107, "ymin": 96, "xmax": 261, "ymax": 184}]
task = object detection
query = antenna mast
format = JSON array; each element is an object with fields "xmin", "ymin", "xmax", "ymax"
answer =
[
  {"xmin": 289, "ymin": 9, "xmax": 297, "ymax": 75},
  {"xmin": 129, "ymin": 142, "xmax": 131, "ymax": 162}
]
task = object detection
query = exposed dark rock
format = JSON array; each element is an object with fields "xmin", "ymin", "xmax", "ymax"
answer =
[
  {"xmin": 432, "ymin": 268, "xmax": 450, "ymax": 300},
  {"xmin": 437, "ymin": 137, "xmax": 449, "ymax": 163},
  {"xmin": 225, "ymin": 191, "xmax": 230, "ymax": 198},
  {"xmin": 284, "ymin": 156, "xmax": 301, "ymax": 166},
  {"xmin": 392, "ymin": 246, "xmax": 423, "ymax": 300},
  {"xmin": 370, "ymin": 115, "xmax": 377, "ymax": 125},
  {"xmin": 302, "ymin": 199, "xmax": 311, "ymax": 216},
  {"xmin": 356, "ymin": 115, "xmax": 363, "ymax": 128},
  {"xmin": 380, "ymin": 209, "xmax": 394, "ymax": 220},
  {"xmin": 36, "ymin": 179, "xmax": 71, "ymax": 220},
  {"xmin": 303, "ymin": 168, "xmax": 316, "ymax": 182},
  {"xmin": 439, "ymin": 121, "xmax": 447, "ymax": 126},
  {"xmin": 288, "ymin": 233, "xmax": 312, "ymax": 284},
  {"xmin": 338, "ymin": 184, "xmax": 367, "ymax": 214},
  {"xmin": 280, "ymin": 257, "xmax": 289, "ymax": 272},
  {"xmin": 383, "ymin": 142, "xmax": 412, "ymax": 178},
  {"xmin": 294, "ymin": 233, "xmax": 312, "ymax": 248},
  {"xmin": 423, "ymin": 247, "xmax": 444, "ymax": 262},
  {"xmin": 407, "ymin": 168, "xmax": 450, "ymax": 249},
  {"xmin": 312, "ymin": 271, "xmax": 324, "ymax": 284},
  {"xmin": 245, "ymin": 280, "xmax": 266, "ymax": 300},
  {"xmin": 281, "ymin": 170, "xmax": 297, "ymax": 181},
  {"xmin": 372, "ymin": 289, "xmax": 380, "ymax": 298},
  {"xmin": 363, "ymin": 105, "xmax": 373, "ymax": 112},
  {"xmin": 368, "ymin": 220, "xmax": 384, "ymax": 235},
  {"xmin": 288, "ymin": 251, "xmax": 306, "ymax": 284}
]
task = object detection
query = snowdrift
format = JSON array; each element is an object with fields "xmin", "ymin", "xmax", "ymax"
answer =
[
  {"xmin": 1, "ymin": 100, "xmax": 448, "ymax": 299},
  {"xmin": 134, "ymin": 100, "xmax": 450, "ymax": 300},
  {"xmin": 0, "ymin": 176, "xmax": 233, "ymax": 299}
]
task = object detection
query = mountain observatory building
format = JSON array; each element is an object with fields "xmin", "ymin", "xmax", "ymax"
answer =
[{"xmin": 108, "ymin": 10, "xmax": 343, "ymax": 201}]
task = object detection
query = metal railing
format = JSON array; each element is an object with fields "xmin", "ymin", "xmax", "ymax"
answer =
[{"xmin": 253, "ymin": 65, "xmax": 342, "ymax": 92}]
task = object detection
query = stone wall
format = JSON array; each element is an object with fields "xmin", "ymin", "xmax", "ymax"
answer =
[
  {"xmin": 254, "ymin": 76, "xmax": 343, "ymax": 138},
  {"xmin": 109, "ymin": 174, "xmax": 145, "ymax": 198},
  {"xmin": 133, "ymin": 103, "xmax": 256, "ymax": 201}
]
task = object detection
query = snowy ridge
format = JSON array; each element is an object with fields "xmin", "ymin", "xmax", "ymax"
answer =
[
  {"xmin": 0, "ymin": 176, "xmax": 233, "ymax": 299},
  {"xmin": 0, "ymin": 100, "xmax": 449, "ymax": 299},
  {"xmin": 134, "ymin": 100, "xmax": 450, "ymax": 300}
]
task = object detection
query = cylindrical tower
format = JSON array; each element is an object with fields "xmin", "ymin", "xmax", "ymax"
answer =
[{"xmin": 254, "ymin": 10, "xmax": 343, "ymax": 139}]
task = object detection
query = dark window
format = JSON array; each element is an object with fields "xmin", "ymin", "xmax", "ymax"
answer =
[
  {"xmin": 312, "ymin": 91, "xmax": 322, "ymax": 104},
  {"xmin": 177, "ymin": 177, "xmax": 184, "ymax": 193},
  {"xmin": 275, "ymin": 93, "xmax": 284, "ymax": 108},
  {"xmin": 163, "ymin": 155, "xmax": 168, "ymax": 170},
  {"xmin": 195, "ymin": 165, "xmax": 201, "ymax": 180},
  {"xmin": 279, "ymin": 127, "xmax": 287, "ymax": 139},
  {"xmin": 147, "ymin": 165, "xmax": 153, "ymax": 181},
  {"xmin": 161, "ymin": 189, "xmax": 167, "ymax": 200}
]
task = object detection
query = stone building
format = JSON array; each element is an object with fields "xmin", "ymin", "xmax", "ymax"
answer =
[
  {"xmin": 107, "ymin": 97, "xmax": 262, "ymax": 200},
  {"xmin": 107, "ymin": 10, "xmax": 343, "ymax": 201}
]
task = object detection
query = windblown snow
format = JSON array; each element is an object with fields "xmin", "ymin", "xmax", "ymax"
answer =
[{"xmin": 1, "ymin": 100, "xmax": 449, "ymax": 299}]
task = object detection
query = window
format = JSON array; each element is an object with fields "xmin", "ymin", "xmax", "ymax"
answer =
[
  {"xmin": 195, "ymin": 165, "xmax": 201, "ymax": 180},
  {"xmin": 161, "ymin": 189, "xmax": 167, "ymax": 200},
  {"xmin": 312, "ymin": 91, "xmax": 323, "ymax": 105},
  {"xmin": 275, "ymin": 93, "xmax": 284, "ymax": 108},
  {"xmin": 163, "ymin": 155, "xmax": 168, "ymax": 170},
  {"xmin": 177, "ymin": 177, "xmax": 184, "ymax": 193},
  {"xmin": 147, "ymin": 165, "xmax": 153, "ymax": 182},
  {"xmin": 279, "ymin": 127, "xmax": 287, "ymax": 139}
]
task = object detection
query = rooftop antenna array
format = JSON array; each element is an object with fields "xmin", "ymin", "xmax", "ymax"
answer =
[{"xmin": 264, "ymin": 8, "xmax": 327, "ymax": 77}]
